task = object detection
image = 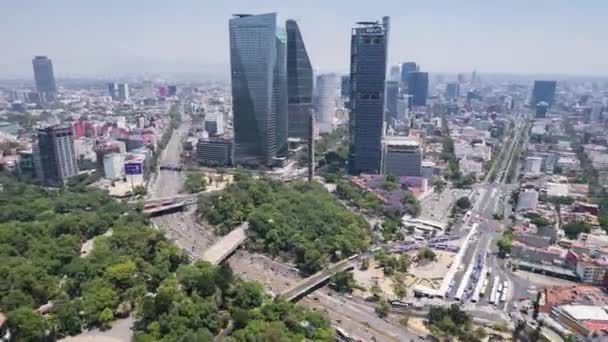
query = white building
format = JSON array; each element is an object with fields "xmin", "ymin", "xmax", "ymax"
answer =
[
  {"xmin": 315, "ymin": 73, "xmax": 341, "ymax": 133},
  {"xmin": 204, "ymin": 112, "xmax": 225, "ymax": 136},
  {"xmin": 525, "ymin": 156, "xmax": 543, "ymax": 174},
  {"xmin": 103, "ymin": 153, "xmax": 125, "ymax": 180}
]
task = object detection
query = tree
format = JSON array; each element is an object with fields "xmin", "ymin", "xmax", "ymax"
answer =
[
  {"xmin": 360, "ymin": 258, "xmax": 369, "ymax": 271},
  {"xmin": 7, "ymin": 307, "xmax": 48, "ymax": 341},
  {"xmin": 375, "ymin": 298, "xmax": 390, "ymax": 318},
  {"xmin": 184, "ymin": 172, "xmax": 208, "ymax": 193},
  {"xmin": 331, "ymin": 271, "xmax": 357, "ymax": 293},
  {"xmin": 392, "ymin": 274, "xmax": 407, "ymax": 300},
  {"xmin": 455, "ymin": 196, "xmax": 471, "ymax": 210},
  {"xmin": 132, "ymin": 185, "xmax": 147, "ymax": 197},
  {"xmin": 432, "ymin": 178, "xmax": 446, "ymax": 195},
  {"xmin": 99, "ymin": 308, "xmax": 114, "ymax": 330},
  {"xmin": 417, "ymin": 248, "xmax": 436, "ymax": 262},
  {"xmin": 563, "ymin": 221, "xmax": 591, "ymax": 239}
]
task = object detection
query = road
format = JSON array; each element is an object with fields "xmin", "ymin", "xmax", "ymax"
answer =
[{"xmin": 447, "ymin": 114, "xmax": 530, "ymax": 315}]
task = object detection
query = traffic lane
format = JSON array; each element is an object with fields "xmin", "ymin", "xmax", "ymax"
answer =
[{"xmin": 303, "ymin": 291, "xmax": 419, "ymax": 342}]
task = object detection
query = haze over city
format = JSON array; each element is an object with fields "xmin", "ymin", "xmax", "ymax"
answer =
[
  {"xmin": 1, "ymin": 0, "xmax": 608, "ymax": 78},
  {"xmin": 2, "ymin": 2, "xmax": 608, "ymax": 341}
]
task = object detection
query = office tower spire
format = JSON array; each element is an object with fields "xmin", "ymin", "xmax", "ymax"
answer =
[
  {"xmin": 348, "ymin": 19, "xmax": 388, "ymax": 175},
  {"xmin": 229, "ymin": 13, "xmax": 288, "ymax": 167},
  {"xmin": 286, "ymin": 19, "xmax": 314, "ymax": 141}
]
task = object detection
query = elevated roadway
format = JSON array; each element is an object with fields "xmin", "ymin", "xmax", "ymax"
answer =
[
  {"xmin": 201, "ymin": 223, "xmax": 249, "ymax": 265},
  {"xmin": 279, "ymin": 258, "xmax": 356, "ymax": 302}
]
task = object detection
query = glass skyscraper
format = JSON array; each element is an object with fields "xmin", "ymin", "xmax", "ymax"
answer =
[
  {"xmin": 531, "ymin": 80, "xmax": 557, "ymax": 107},
  {"xmin": 348, "ymin": 19, "xmax": 388, "ymax": 175},
  {"xmin": 385, "ymin": 80, "xmax": 400, "ymax": 123},
  {"xmin": 400, "ymin": 61, "xmax": 418, "ymax": 86},
  {"xmin": 32, "ymin": 56, "xmax": 57, "ymax": 101},
  {"xmin": 229, "ymin": 13, "xmax": 288, "ymax": 167},
  {"xmin": 406, "ymin": 71, "xmax": 429, "ymax": 106},
  {"xmin": 286, "ymin": 19, "xmax": 313, "ymax": 141}
]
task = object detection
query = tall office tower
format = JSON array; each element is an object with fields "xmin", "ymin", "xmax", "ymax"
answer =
[
  {"xmin": 32, "ymin": 126, "xmax": 79, "ymax": 186},
  {"xmin": 590, "ymin": 101, "xmax": 603, "ymax": 123},
  {"xmin": 405, "ymin": 71, "xmax": 429, "ymax": 106},
  {"xmin": 32, "ymin": 56, "xmax": 57, "ymax": 101},
  {"xmin": 118, "ymin": 83, "xmax": 130, "ymax": 101},
  {"xmin": 389, "ymin": 65, "xmax": 400, "ymax": 81},
  {"xmin": 445, "ymin": 82, "xmax": 460, "ymax": 99},
  {"xmin": 286, "ymin": 19, "xmax": 314, "ymax": 141},
  {"xmin": 229, "ymin": 13, "xmax": 288, "ymax": 166},
  {"xmin": 535, "ymin": 101, "xmax": 549, "ymax": 118},
  {"xmin": 531, "ymin": 80, "xmax": 557, "ymax": 107},
  {"xmin": 315, "ymin": 73, "xmax": 341, "ymax": 133},
  {"xmin": 400, "ymin": 61, "xmax": 418, "ymax": 87},
  {"xmin": 340, "ymin": 75, "xmax": 350, "ymax": 99},
  {"xmin": 108, "ymin": 83, "xmax": 118, "ymax": 100},
  {"xmin": 168, "ymin": 85, "xmax": 178, "ymax": 96},
  {"xmin": 348, "ymin": 20, "xmax": 388, "ymax": 175},
  {"xmin": 385, "ymin": 80, "xmax": 399, "ymax": 123}
]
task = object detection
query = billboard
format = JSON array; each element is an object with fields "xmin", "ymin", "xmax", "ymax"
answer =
[{"xmin": 125, "ymin": 162, "xmax": 143, "ymax": 175}]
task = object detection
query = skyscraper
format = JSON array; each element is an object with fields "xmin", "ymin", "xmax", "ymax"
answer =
[
  {"xmin": 400, "ymin": 61, "xmax": 418, "ymax": 86},
  {"xmin": 385, "ymin": 80, "xmax": 400, "ymax": 123},
  {"xmin": 446, "ymin": 82, "xmax": 460, "ymax": 99},
  {"xmin": 340, "ymin": 75, "xmax": 350, "ymax": 100},
  {"xmin": 33, "ymin": 126, "xmax": 79, "ymax": 186},
  {"xmin": 118, "ymin": 83, "xmax": 130, "ymax": 101},
  {"xmin": 286, "ymin": 19, "xmax": 313, "ymax": 141},
  {"xmin": 348, "ymin": 19, "xmax": 388, "ymax": 175},
  {"xmin": 531, "ymin": 80, "xmax": 557, "ymax": 107},
  {"xmin": 315, "ymin": 73, "xmax": 341, "ymax": 133},
  {"xmin": 406, "ymin": 71, "xmax": 429, "ymax": 106},
  {"xmin": 32, "ymin": 56, "xmax": 57, "ymax": 101},
  {"xmin": 229, "ymin": 13, "xmax": 288, "ymax": 166},
  {"xmin": 108, "ymin": 82, "xmax": 118, "ymax": 100}
]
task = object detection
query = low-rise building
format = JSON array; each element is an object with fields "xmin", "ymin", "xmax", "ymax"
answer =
[{"xmin": 196, "ymin": 139, "xmax": 233, "ymax": 166}]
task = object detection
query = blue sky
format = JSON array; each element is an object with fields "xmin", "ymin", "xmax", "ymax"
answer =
[{"xmin": 1, "ymin": 0, "xmax": 607, "ymax": 78}]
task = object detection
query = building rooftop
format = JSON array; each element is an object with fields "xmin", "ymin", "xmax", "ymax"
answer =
[
  {"xmin": 383, "ymin": 136, "xmax": 420, "ymax": 147},
  {"xmin": 560, "ymin": 304, "xmax": 608, "ymax": 321},
  {"xmin": 541, "ymin": 285, "xmax": 608, "ymax": 313}
]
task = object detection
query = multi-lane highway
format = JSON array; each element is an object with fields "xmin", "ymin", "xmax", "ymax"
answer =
[{"xmin": 448, "ymin": 115, "xmax": 530, "ymax": 314}]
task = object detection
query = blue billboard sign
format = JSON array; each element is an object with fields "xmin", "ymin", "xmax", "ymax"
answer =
[{"xmin": 125, "ymin": 162, "xmax": 143, "ymax": 175}]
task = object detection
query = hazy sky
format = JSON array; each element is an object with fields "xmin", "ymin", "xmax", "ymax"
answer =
[{"xmin": 1, "ymin": 0, "xmax": 607, "ymax": 79}]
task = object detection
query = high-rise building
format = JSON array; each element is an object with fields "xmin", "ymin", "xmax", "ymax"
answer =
[
  {"xmin": 590, "ymin": 101, "xmax": 603, "ymax": 123},
  {"xmin": 32, "ymin": 56, "xmax": 57, "ymax": 101},
  {"xmin": 400, "ymin": 61, "xmax": 418, "ymax": 86},
  {"xmin": 405, "ymin": 71, "xmax": 429, "ymax": 106},
  {"xmin": 389, "ymin": 65, "xmax": 400, "ymax": 81},
  {"xmin": 340, "ymin": 75, "xmax": 350, "ymax": 100},
  {"xmin": 229, "ymin": 13, "xmax": 288, "ymax": 166},
  {"xmin": 118, "ymin": 83, "xmax": 129, "ymax": 101},
  {"xmin": 286, "ymin": 19, "xmax": 314, "ymax": 141},
  {"xmin": 108, "ymin": 83, "xmax": 118, "ymax": 100},
  {"xmin": 168, "ymin": 85, "xmax": 178, "ymax": 96},
  {"xmin": 385, "ymin": 80, "xmax": 400, "ymax": 123},
  {"xmin": 535, "ymin": 101, "xmax": 549, "ymax": 118},
  {"xmin": 315, "ymin": 73, "xmax": 341, "ymax": 133},
  {"xmin": 382, "ymin": 136, "xmax": 422, "ymax": 177},
  {"xmin": 446, "ymin": 82, "xmax": 460, "ymax": 99},
  {"xmin": 348, "ymin": 19, "xmax": 388, "ymax": 175},
  {"xmin": 531, "ymin": 80, "xmax": 557, "ymax": 107},
  {"xmin": 33, "ymin": 126, "xmax": 79, "ymax": 186}
]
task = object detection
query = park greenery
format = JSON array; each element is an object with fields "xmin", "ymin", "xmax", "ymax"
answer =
[
  {"xmin": 198, "ymin": 173, "xmax": 370, "ymax": 275},
  {"xmin": 329, "ymin": 271, "xmax": 359, "ymax": 294},
  {"xmin": 335, "ymin": 180, "xmax": 382, "ymax": 214},
  {"xmin": 427, "ymin": 304, "xmax": 486, "ymax": 341},
  {"xmin": 416, "ymin": 248, "xmax": 437, "ymax": 262},
  {"xmin": 0, "ymin": 174, "xmax": 332, "ymax": 341},
  {"xmin": 183, "ymin": 172, "xmax": 208, "ymax": 193},
  {"xmin": 375, "ymin": 250, "xmax": 411, "ymax": 276},
  {"xmin": 562, "ymin": 221, "xmax": 592, "ymax": 240}
]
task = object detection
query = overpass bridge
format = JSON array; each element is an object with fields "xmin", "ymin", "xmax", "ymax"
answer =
[
  {"xmin": 201, "ymin": 223, "xmax": 249, "ymax": 265},
  {"xmin": 278, "ymin": 257, "xmax": 357, "ymax": 302}
]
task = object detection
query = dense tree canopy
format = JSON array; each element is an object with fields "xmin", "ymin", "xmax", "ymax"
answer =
[
  {"xmin": 198, "ymin": 175, "xmax": 371, "ymax": 275},
  {"xmin": 0, "ymin": 174, "xmax": 332, "ymax": 340}
]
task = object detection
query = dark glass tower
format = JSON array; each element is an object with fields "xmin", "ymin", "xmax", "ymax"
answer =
[
  {"xmin": 385, "ymin": 80, "xmax": 399, "ymax": 123},
  {"xmin": 406, "ymin": 71, "xmax": 429, "ymax": 106},
  {"xmin": 348, "ymin": 19, "xmax": 388, "ymax": 175},
  {"xmin": 400, "ymin": 61, "xmax": 418, "ymax": 86},
  {"xmin": 32, "ymin": 56, "xmax": 57, "ymax": 100},
  {"xmin": 286, "ymin": 19, "xmax": 313, "ymax": 141},
  {"xmin": 531, "ymin": 80, "xmax": 557, "ymax": 107},
  {"xmin": 229, "ymin": 13, "xmax": 288, "ymax": 167},
  {"xmin": 32, "ymin": 126, "xmax": 78, "ymax": 186}
]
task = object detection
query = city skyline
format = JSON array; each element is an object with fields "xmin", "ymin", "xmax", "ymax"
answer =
[{"xmin": 1, "ymin": 0, "xmax": 608, "ymax": 79}]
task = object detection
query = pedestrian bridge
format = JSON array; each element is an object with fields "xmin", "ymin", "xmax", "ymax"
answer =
[
  {"xmin": 278, "ymin": 257, "xmax": 356, "ymax": 302},
  {"xmin": 201, "ymin": 222, "xmax": 249, "ymax": 265}
]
